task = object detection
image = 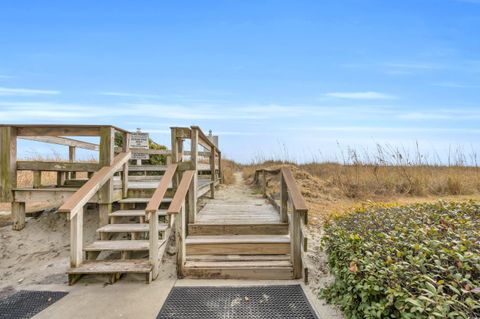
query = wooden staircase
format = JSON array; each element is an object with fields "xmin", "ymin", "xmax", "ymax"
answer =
[
  {"xmin": 67, "ymin": 193, "xmax": 172, "ymax": 284},
  {"xmin": 183, "ymin": 228, "xmax": 295, "ymax": 279}
]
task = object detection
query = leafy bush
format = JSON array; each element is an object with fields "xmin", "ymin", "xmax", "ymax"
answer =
[{"xmin": 321, "ymin": 201, "xmax": 480, "ymax": 318}]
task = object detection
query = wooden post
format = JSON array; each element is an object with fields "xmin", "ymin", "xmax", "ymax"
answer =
[
  {"xmin": 210, "ymin": 148, "xmax": 215, "ymax": 198},
  {"xmin": 98, "ymin": 126, "xmax": 114, "ymax": 226},
  {"xmin": 57, "ymin": 172, "xmax": 66, "ymax": 186},
  {"xmin": 171, "ymin": 128, "xmax": 179, "ymax": 189},
  {"xmin": 122, "ymin": 132, "xmax": 130, "ymax": 198},
  {"xmin": 280, "ymin": 173, "xmax": 288, "ymax": 223},
  {"xmin": 69, "ymin": 146, "xmax": 76, "ymax": 179},
  {"xmin": 218, "ymin": 152, "xmax": 223, "ymax": 184},
  {"xmin": 175, "ymin": 203, "xmax": 186, "ymax": 278},
  {"xmin": 70, "ymin": 208, "xmax": 84, "ymax": 267},
  {"xmin": 12, "ymin": 202, "xmax": 25, "ymax": 230},
  {"xmin": 189, "ymin": 128, "xmax": 198, "ymax": 223},
  {"xmin": 0, "ymin": 126, "xmax": 17, "ymax": 202},
  {"xmin": 187, "ymin": 173, "xmax": 196, "ymax": 230},
  {"xmin": 149, "ymin": 210, "xmax": 159, "ymax": 280},
  {"xmin": 33, "ymin": 171, "xmax": 42, "ymax": 188},
  {"xmin": 291, "ymin": 209, "xmax": 302, "ymax": 279}
]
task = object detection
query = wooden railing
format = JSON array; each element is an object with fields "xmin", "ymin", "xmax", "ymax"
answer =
[
  {"xmin": 58, "ymin": 152, "xmax": 131, "ymax": 267},
  {"xmin": 254, "ymin": 167, "xmax": 309, "ymax": 281},
  {"xmin": 145, "ymin": 164, "xmax": 177, "ymax": 279},
  {"xmin": 167, "ymin": 170, "xmax": 196, "ymax": 277}
]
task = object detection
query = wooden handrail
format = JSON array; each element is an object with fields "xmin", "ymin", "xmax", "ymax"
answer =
[
  {"xmin": 58, "ymin": 152, "xmax": 131, "ymax": 217},
  {"xmin": 280, "ymin": 167, "xmax": 308, "ymax": 213},
  {"xmin": 167, "ymin": 170, "xmax": 195, "ymax": 215},
  {"xmin": 145, "ymin": 164, "xmax": 177, "ymax": 214},
  {"xmin": 190, "ymin": 125, "xmax": 220, "ymax": 155}
]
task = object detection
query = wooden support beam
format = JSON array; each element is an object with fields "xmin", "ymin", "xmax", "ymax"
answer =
[
  {"xmin": 190, "ymin": 128, "xmax": 198, "ymax": 222},
  {"xmin": 69, "ymin": 146, "xmax": 76, "ymax": 179},
  {"xmin": 20, "ymin": 136, "xmax": 99, "ymax": 151},
  {"xmin": 70, "ymin": 207, "xmax": 84, "ymax": 267},
  {"xmin": 57, "ymin": 172, "xmax": 66, "ymax": 187},
  {"xmin": 0, "ymin": 126, "xmax": 17, "ymax": 202},
  {"xmin": 187, "ymin": 171, "xmax": 196, "ymax": 229},
  {"xmin": 291, "ymin": 210, "xmax": 303, "ymax": 279},
  {"xmin": 171, "ymin": 128, "xmax": 179, "ymax": 189},
  {"xmin": 122, "ymin": 132, "xmax": 130, "ymax": 198},
  {"xmin": 33, "ymin": 171, "xmax": 42, "ymax": 188},
  {"xmin": 175, "ymin": 205, "xmax": 186, "ymax": 278},
  {"xmin": 98, "ymin": 126, "xmax": 114, "ymax": 207},
  {"xmin": 149, "ymin": 210, "xmax": 159, "ymax": 280},
  {"xmin": 98, "ymin": 204, "xmax": 111, "ymax": 227},
  {"xmin": 12, "ymin": 202, "xmax": 25, "ymax": 230},
  {"xmin": 280, "ymin": 174, "xmax": 288, "ymax": 223},
  {"xmin": 210, "ymin": 146, "xmax": 215, "ymax": 199},
  {"xmin": 218, "ymin": 152, "xmax": 223, "ymax": 184}
]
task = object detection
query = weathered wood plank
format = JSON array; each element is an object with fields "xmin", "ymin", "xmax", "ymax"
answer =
[
  {"xmin": 12, "ymin": 202, "xmax": 25, "ymax": 230},
  {"xmin": 58, "ymin": 152, "xmax": 131, "ymax": 217},
  {"xmin": 16, "ymin": 161, "xmax": 99, "ymax": 172},
  {"xmin": 0, "ymin": 126, "xmax": 16, "ymax": 202},
  {"xmin": 167, "ymin": 170, "xmax": 195, "ymax": 215},
  {"xmin": 98, "ymin": 126, "xmax": 115, "ymax": 205},
  {"xmin": 145, "ymin": 164, "xmax": 177, "ymax": 214},
  {"xmin": 20, "ymin": 136, "xmax": 99, "ymax": 150}
]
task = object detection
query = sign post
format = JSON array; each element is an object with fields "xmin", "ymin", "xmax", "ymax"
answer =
[{"xmin": 130, "ymin": 131, "xmax": 150, "ymax": 162}]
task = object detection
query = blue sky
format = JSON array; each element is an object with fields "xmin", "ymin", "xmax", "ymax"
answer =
[{"xmin": 1, "ymin": 0, "xmax": 480, "ymax": 163}]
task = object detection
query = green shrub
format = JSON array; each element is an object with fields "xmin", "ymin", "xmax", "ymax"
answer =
[{"xmin": 321, "ymin": 201, "xmax": 480, "ymax": 318}]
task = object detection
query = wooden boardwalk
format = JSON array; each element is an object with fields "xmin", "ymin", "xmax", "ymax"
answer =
[{"xmin": 196, "ymin": 173, "xmax": 280, "ymax": 224}]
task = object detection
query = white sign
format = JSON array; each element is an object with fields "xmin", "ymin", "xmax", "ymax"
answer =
[
  {"xmin": 130, "ymin": 133, "xmax": 149, "ymax": 149},
  {"xmin": 131, "ymin": 152, "xmax": 149, "ymax": 160}
]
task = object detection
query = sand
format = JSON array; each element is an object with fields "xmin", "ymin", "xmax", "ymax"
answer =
[{"xmin": 0, "ymin": 206, "xmax": 99, "ymax": 295}]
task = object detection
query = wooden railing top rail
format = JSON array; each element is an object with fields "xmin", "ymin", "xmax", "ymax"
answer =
[
  {"xmin": 145, "ymin": 164, "xmax": 177, "ymax": 214},
  {"xmin": 167, "ymin": 170, "xmax": 195, "ymax": 215},
  {"xmin": 255, "ymin": 167, "xmax": 308, "ymax": 213},
  {"xmin": 0, "ymin": 124, "xmax": 130, "ymax": 135},
  {"xmin": 280, "ymin": 168, "xmax": 308, "ymax": 213},
  {"xmin": 190, "ymin": 126, "xmax": 220, "ymax": 155},
  {"xmin": 19, "ymin": 136, "xmax": 99, "ymax": 151},
  {"xmin": 58, "ymin": 152, "xmax": 131, "ymax": 217}
]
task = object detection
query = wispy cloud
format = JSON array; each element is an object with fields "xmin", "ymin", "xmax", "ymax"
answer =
[
  {"xmin": 100, "ymin": 91, "xmax": 163, "ymax": 99},
  {"xmin": 0, "ymin": 101, "xmax": 393, "ymax": 122},
  {"xmin": 432, "ymin": 82, "xmax": 480, "ymax": 88},
  {"xmin": 325, "ymin": 91, "xmax": 397, "ymax": 100},
  {"xmin": 0, "ymin": 75, "xmax": 12, "ymax": 80},
  {"xmin": 398, "ymin": 109, "xmax": 480, "ymax": 120},
  {"xmin": 289, "ymin": 126, "xmax": 480, "ymax": 134},
  {"xmin": 0, "ymin": 87, "xmax": 60, "ymax": 96}
]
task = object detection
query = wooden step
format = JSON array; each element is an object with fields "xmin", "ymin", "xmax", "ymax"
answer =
[
  {"xmin": 118, "ymin": 197, "xmax": 172, "ymax": 204},
  {"xmin": 109, "ymin": 210, "xmax": 167, "ymax": 218},
  {"xmin": 84, "ymin": 240, "xmax": 151, "ymax": 252},
  {"xmin": 188, "ymin": 223, "xmax": 289, "ymax": 236},
  {"xmin": 186, "ymin": 254, "xmax": 291, "ymax": 262},
  {"xmin": 183, "ymin": 260, "xmax": 293, "ymax": 280},
  {"xmin": 96, "ymin": 223, "xmax": 168, "ymax": 234},
  {"xmin": 185, "ymin": 260, "xmax": 292, "ymax": 268},
  {"xmin": 67, "ymin": 259, "xmax": 153, "ymax": 284},
  {"xmin": 186, "ymin": 235, "xmax": 290, "ymax": 255},
  {"xmin": 68, "ymin": 260, "xmax": 152, "ymax": 274}
]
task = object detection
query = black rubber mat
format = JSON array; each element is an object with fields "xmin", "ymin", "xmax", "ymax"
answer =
[
  {"xmin": 157, "ymin": 285, "xmax": 318, "ymax": 319},
  {"xmin": 0, "ymin": 290, "xmax": 68, "ymax": 319}
]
